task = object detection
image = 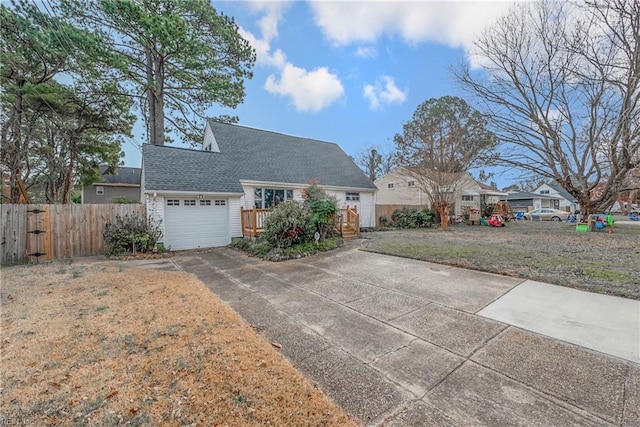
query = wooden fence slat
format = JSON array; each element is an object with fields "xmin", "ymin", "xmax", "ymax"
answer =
[
  {"xmin": 1, "ymin": 204, "xmax": 27, "ymax": 265},
  {"xmin": 42, "ymin": 206, "xmax": 52, "ymax": 260}
]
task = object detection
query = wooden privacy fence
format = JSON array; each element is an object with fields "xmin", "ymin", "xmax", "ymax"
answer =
[{"xmin": 1, "ymin": 204, "xmax": 146, "ymax": 265}]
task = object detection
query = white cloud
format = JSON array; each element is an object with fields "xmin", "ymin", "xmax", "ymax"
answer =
[
  {"xmin": 239, "ymin": 1, "xmax": 344, "ymax": 112},
  {"xmin": 355, "ymin": 46, "xmax": 377, "ymax": 58},
  {"xmin": 363, "ymin": 75, "xmax": 407, "ymax": 110},
  {"xmin": 309, "ymin": 1, "xmax": 514, "ymax": 54},
  {"xmin": 238, "ymin": 2, "xmax": 291, "ymax": 67},
  {"xmin": 265, "ymin": 64, "xmax": 344, "ymax": 112}
]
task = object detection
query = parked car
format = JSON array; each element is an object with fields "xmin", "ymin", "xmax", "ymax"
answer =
[{"xmin": 523, "ymin": 208, "xmax": 570, "ymax": 221}]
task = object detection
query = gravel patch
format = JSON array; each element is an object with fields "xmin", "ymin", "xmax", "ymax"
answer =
[{"xmin": 361, "ymin": 219, "xmax": 640, "ymax": 300}]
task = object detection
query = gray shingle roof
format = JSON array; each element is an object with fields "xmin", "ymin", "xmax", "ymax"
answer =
[
  {"xmin": 546, "ymin": 182, "xmax": 578, "ymax": 203},
  {"xmin": 143, "ymin": 121, "xmax": 376, "ymax": 193},
  {"xmin": 143, "ymin": 145, "xmax": 244, "ymax": 193},
  {"xmin": 98, "ymin": 166, "xmax": 141, "ymax": 185}
]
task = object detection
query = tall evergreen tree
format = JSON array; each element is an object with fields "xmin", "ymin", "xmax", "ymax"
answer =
[
  {"xmin": 1, "ymin": 0, "xmax": 133, "ymax": 203},
  {"xmin": 62, "ymin": 0, "xmax": 256, "ymax": 145}
]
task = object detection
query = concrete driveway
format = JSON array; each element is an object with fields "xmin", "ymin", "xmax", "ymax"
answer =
[{"xmin": 175, "ymin": 243, "xmax": 639, "ymax": 426}]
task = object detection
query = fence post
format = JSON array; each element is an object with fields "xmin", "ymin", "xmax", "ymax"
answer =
[{"xmin": 252, "ymin": 206, "xmax": 257, "ymax": 237}]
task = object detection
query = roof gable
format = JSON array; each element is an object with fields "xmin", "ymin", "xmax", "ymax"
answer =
[{"xmin": 544, "ymin": 183, "xmax": 578, "ymax": 203}]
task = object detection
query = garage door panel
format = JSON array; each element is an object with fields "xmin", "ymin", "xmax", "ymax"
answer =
[{"xmin": 163, "ymin": 200, "xmax": 229, "ymax": 250}]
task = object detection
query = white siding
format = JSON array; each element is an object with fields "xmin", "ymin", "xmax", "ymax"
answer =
[
  {"xmin": 229, "ymin": 197, "xmax": 242, "ymax": 237},
  {"xmin": 243, "ymin": 185, "xmax": 255, "ymax": 208},
  {"xmin": 327, "ymin": 189, "xmax": 376, "ymax": 228},
  {"xmin": 375, "ymin": 171, "xmax": 427, "ymax": 205},
  {"xmin": 326, "ymin": 190, "xmax": 345, "ymax": 206},
  {"xmin": 145, "ymin": 194, "xmax": 166, "ymax": 242},
  {"xmin": 202, "ymin": 123, "xmax": 220, "ymax": 152}
]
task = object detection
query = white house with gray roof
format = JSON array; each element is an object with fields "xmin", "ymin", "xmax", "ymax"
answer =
[
  {"xmin": 533, "ymin": 182, "xmax": 580, "ymax": 213},
  {"xmin": 141, "ymin": 120, "xmax": 377, "ymax": 250}
]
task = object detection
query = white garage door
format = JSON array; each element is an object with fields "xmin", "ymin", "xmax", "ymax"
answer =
[{"xmin": 163, "ymin": 198, "xmax": 229, "ymax": 250}]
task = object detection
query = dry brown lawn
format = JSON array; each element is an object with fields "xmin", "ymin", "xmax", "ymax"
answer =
[{"xmin": 0, "ymin": 262, "xmax": 357, "ymax": 426}]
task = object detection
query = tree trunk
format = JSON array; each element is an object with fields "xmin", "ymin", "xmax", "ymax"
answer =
[
  {"xmin": 436, "ymin": 203, "xmax": 449, "ymax": 230},
  {"xmin": 61, "ymin": 135, "xmax": 77, "ymax": 204},
  {"xmin": 146, "ymin": 47, "xmax": 164, "ymax": 146},
  {"xmin": 8, "ymin": 83, "xmax": 24, "ymax": 203},
  {"xmin": 576, "ymin": 193, "xmax": 597, "ymax": 217},
  {"xmin": 146, "ymin": 48, "xmax": 159, "ymax": 145}
]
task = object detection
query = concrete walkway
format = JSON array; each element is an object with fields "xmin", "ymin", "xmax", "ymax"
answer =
[{"xmin": 174, "ymin": 243, "xmax": 639, "ymax": 426}]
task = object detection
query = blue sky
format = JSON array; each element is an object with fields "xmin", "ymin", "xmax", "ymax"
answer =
[{"xmin": 123, "ymin": 1, "xmax": 517, "ymax": 185}]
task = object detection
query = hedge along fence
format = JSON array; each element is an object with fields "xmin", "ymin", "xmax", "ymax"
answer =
[
  {"xmin": 375, "ymin": 204, "xmax": 425, "ymax": 226},
  {"xmin": 0, "ymin": 204, "xmax": 146, "ymax": 265}
]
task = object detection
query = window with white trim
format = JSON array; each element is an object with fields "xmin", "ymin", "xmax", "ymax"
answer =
[
  {"xmin": 167, "ymin": 199, "xmax": 179, "ymax": 206},
  {"xmin": 184, "ymin": 200, "xmax": 196, "ymax": 206},
  {"xmin": 407, "ymin": 181, "xmax": 415, "ymax": 187},
  {"xmin": 387, "ymin": 183, "xmax": 395, "ymax": 189},
  {"xmin": 346, "ymin": 192, "xmax": 360, "ymax": 201},
  {"xmin": 200, "ymin": 200, "xmax": 211, "ymax": 206},
  {"xmin": 462, "ymin": 195, "xmax": 474, "ymax": 201},
  {"xmin": 254, "ymin": 188, "xmax": 294, "ymax": 208},
  {"xmin": 96, "ymin": 186, "xmax": 104, "ymax": 195},
  {"xmin": 540, "ymin": 190, "xmax": 550, "ymax": 194},
  {"xmin": 214, "ymin": 200, "xmax": 226, "ymax": 206}
]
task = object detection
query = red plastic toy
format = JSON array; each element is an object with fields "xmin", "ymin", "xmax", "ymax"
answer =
[{"xmin": 488, "ymin": 214, "xmax": 506, "ymax": 227}]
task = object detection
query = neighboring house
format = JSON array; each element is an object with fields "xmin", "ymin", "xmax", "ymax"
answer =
[
  {"xmin": 501, "ymin": 192, "xmax": 562, "ymax": 212},
  {"xmin": 375, "ymin": 169, "xmax": 506, "ymax": 215},
  {"xmin": 82, "ymin": 166, "xmax": 141, "ymax": 204},
  {"xmin": 534, "ymin": 182, "xmax": 580, "ymax": 213},
  {"xmin": 141, "ymin": 120, "xmax": 377, "ymax": 250},
  {"xmin": 473, "ymin": 181, "xmax": 508, "ymax": 208},
  {"xmin": 375, "ymin": 169, "xmax": 428, "ymax": 205}
]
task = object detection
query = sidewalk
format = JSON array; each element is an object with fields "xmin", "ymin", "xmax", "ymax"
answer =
[{"xmin": 478, "ymin": 280, "xmax": 640, "ymax": 364}]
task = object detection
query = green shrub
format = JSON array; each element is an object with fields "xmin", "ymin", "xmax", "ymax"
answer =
[
  {"xmin": 103, "ymin": 214, "xmax": 162, "ymax": 256},
  {"xmin": 240, "ymin": 184, "xmax": 342, "ymax": 257},
  {"xmin": 391, "ymin": 208, "xmax": 435, "ymax": 228},
  {"xmin": 305, "ymin": 184, "xmax": 339, "ymax": 238},
  {"xmin": 263, "ymin": 237, "xmax": 343, "ymax": 262},
  {"xmin": 262, "ymin": 201, "xmax": 313, "ymax": 248},
  {"xmin": 231, "ymin": 238, "xmax": 272, "ymax": 257}
]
